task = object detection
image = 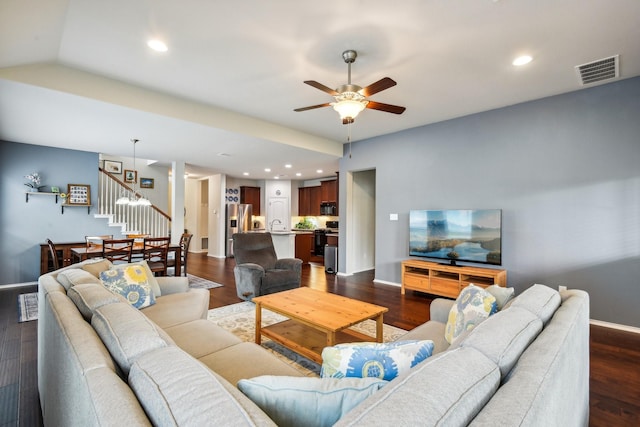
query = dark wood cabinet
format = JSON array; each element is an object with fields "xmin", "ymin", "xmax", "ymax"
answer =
[
  {"xmin": 321, "ymin": 179, "xmax": 337, "ymax": 202},
  {"xmin": 294, "ymin": 233, "xmax": 314, "ymax": 264},
  {"xmin": 40, "ymin": 241, "xmax": 86, "ymax": 274},
  {"xmin": 240, "ymin": 186, "xmax": 261, "ymax": 216},
  {"xmin": 298, "ymin": 186, "xmax": 322, "ymax": 216}
]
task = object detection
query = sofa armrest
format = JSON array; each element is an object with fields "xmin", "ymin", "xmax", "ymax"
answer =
[
  {"xmin": 430, "ymin": 298, "xmax": 455, "ymax": 323},
  {"xmin": 156, "ymin": 276, "xmax": 189, "ymax": 295},
  {"xmin": 275, "ymin": 258, "xmax": 302, "ymax": 272}
]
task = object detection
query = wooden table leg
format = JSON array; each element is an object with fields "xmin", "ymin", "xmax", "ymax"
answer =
[
  {"xmin": 255, "ymin": 302, "xmax": 262, "ymax": 345},
  {"xmin": 376, "ymin": 314, "xmax": 384, "ymax": 342},
  {"xmin": 327, "ymin": 330, "xmax": 336, "ymax": 348}
]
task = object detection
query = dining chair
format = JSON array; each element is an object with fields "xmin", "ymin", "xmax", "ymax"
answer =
[
  {"xmin": 143, "ymin": 236, "xmax": 171, "ymax": 276},
  {"xmin": 167, "ymin": 233, "xmax": 193, "ymax": 276},
  {"xmin": 85, "ymin": 234, "xmax": 113, "ymax": 250},
  {"xmin": 46, "ymin": 238, "xmax": 61, "ymax": 271},
  {"xmin": 102, "ymin": 238, "xmax": 134, "ymax": 264}
]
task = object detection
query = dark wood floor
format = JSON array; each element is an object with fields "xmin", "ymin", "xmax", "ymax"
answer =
[{"xmin": 1, "ymin": 253, "xmax": 638, "ymax": 426}]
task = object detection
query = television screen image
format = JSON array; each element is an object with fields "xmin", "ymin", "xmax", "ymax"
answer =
[{"xmin": 409, "ymin": 209, "xmax": 502, "ymax": 265}]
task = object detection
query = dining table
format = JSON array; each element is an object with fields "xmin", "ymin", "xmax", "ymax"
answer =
[{"xmin": 71, "ymin": 242, "xmax": 182, "ymax": 276}]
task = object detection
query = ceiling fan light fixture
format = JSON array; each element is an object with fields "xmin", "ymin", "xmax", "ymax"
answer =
[{"xmin": 331, "ymin": 91, "xmax": 368, "ymax": 121}]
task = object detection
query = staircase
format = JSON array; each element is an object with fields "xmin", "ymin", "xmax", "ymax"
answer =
[{"xmin": 97, "ymin": 167, "xmax": 171, "ymax": 237}]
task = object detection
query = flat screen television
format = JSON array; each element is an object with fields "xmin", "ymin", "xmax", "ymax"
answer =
[{"xmin": 409, "ymin": 209, "xmax": 502, "ymax": 266}]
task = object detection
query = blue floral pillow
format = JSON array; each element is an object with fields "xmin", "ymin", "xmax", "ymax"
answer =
[
  {"xmin": 320, "ymin": 340, "xmax": 434, "ymax": 381},
  {"xmin": 99, "ymin": 265, "xmax": 155, "ymax": 309},
  {"xmin": 445, "ymin": 284, "xmax": 498, "ymax": 344}
]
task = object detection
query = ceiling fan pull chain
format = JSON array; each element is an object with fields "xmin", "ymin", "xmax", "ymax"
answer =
[{"xmin": 348, "ymin": 122, "xmax": 352, "ymax": 159}]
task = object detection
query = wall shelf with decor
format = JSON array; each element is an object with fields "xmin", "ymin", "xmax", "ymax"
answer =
[
  {"xmin": 61, "ymin": 204, "xmax": 91, "ymax": 215},
  {"xmin": 25, "ymin": 192, "xmax": 60, "ymax": 203}
]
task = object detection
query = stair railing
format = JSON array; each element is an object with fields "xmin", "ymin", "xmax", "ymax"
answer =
[{"xmin": 98, "ymin": 167, "xmax": 171, "ymax": 237}]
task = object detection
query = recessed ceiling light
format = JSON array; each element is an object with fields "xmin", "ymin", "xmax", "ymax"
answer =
[
  {"xmin": 274, "ymin": 176, "xmax": 279, "ymax": 180},
  {"xmin": 512, "ymin": 55, "xmax": 532, "ymax": 66},
  {"xmin": 316, "ymin": 169, "xmax": 323, "ymax": 174},
  {"xmin": 264, "ymin": 168, "xmax": 271, "ymax": 172},
  {"xmin": 147, "ymin": 39, "xmax": 168, "ymax": 52},
  {"xmin": 285, "ymin": 164, "xmax": 292, "ymax": 168},
  {"xmin": 243, "ymin": 172, "xmax": 249, "ymax": 176},
  {"xmin": 295, "ymin": 172, "xmax": 302, "ymax": 177}
]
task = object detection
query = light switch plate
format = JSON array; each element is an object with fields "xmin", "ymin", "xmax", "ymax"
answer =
[{"xmin": 390, "ymin": 213, "xmax": 398, "ymax": 221}]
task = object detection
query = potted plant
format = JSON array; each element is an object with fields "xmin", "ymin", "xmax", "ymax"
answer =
[{"xmin": 24, "ymin": 172, "xmax": 45, "ymax": 192}]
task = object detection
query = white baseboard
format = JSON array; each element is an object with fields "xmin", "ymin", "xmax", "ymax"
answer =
[
  {"xmin": 0, "ymin": 281, "xmax": 38, "ymax": 289},
  {"xmin": 589, "ymin": 319, "xmax": 640, "ymax": 334},
  {"xmin": 373, "ymin": 279, "xmax": 401, "ymax": 287}
]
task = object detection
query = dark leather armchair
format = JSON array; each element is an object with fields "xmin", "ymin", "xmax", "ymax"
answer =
[{"xmin": 232, "ymin": 232, "xmax": 302, "ymax": 301}]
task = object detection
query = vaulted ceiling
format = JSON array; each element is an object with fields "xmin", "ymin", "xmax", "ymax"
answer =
[{"xmin": 1, "ymin": 0, "xmax": 639, "ymax": 179}]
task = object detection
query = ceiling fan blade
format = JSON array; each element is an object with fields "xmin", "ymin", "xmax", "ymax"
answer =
[
  {"xmin": 366, "ymin": 101, "xmax": 406, "ymax": 114},
  {"xmin": 294, "ymin": 103, "xmax": 331, "ymax": 112},
  {"xmin": 304, "ymin": 81, "xmax": 339, "ymax": 96},
  {"xmin": 361, "ymin": 77, "xmax": 397, "ymax": 97}
]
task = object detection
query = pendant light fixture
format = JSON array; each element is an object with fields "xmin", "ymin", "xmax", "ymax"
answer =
[{"xmin": 116, "ymin": 138, "xmax": 152, "ymax": 206}]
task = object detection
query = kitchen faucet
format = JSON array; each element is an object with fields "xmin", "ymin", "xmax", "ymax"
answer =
[{"xmin": 269, "ymin": 219, "xmax": 283, "ymax": 231}]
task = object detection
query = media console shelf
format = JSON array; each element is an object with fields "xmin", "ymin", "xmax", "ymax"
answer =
[{"xmin": 401, "ymin": 259, "xmax": 507, "ymax": 299}]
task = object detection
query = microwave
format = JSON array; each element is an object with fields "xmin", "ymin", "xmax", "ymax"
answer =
[{"xmin": 320, "ymin": 202, "xmax": 337, "ymax": 216}]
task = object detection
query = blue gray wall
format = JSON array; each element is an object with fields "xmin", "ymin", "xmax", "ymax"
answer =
[
  {"xmin": 340, "ymin": 76, "xmax": 640, "ymax": 327},
  {"xmin": 0, "ymin": 141, "xmax": 115, "ymax": 284}
]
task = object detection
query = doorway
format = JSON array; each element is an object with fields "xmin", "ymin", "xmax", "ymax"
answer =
[{"xmin": 345, "ymin": 169, "xmax": 376, "ymax": 274}]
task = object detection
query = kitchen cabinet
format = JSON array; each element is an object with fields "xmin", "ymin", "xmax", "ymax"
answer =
[
  {"xmin": 298, "ymin": 186, "xmax": 321, "ymax": 216},
  {"xmin": 321, "ymin": 179, "xmax": 337, "ymax": 202},
  {"xmin": 294, "ymin": 232, "xmax": 314, "ymax": 264},
  {"xmin": 240, "ymin": 186, "xmax": 261, "ymax": 216}
]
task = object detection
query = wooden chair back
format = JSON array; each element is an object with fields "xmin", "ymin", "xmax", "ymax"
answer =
[
  {"xmin": 102, "ymin": 238, "xmax": 134, "ymax": 264},
  {"xmin": 143, "ymin": 237, "xmax": 170, "ymax": 276},
  {"xmin": 46, "ymin": 238, "xmax": 61, "ymax": 271}
]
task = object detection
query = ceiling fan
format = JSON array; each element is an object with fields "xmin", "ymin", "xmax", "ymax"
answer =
[{"xmin": 294, "ymin": 50, "xmax": 406, "ymax": 124}]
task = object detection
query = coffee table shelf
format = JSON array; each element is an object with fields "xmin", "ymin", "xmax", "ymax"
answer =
[{"xmin": 261, "ymin": 319, "xmax": 378, "ymax": 363}]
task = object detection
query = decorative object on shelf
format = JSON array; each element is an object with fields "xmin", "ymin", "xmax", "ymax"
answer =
[
  {"xmin": 140, "ymin": 177, "xmax": 154, "ymax": 189},
  {"xmin": 124, "ymin": 169, "xmax": 137, "ymax": 183},
  {"xmin": 51, "ymin": 186, "xmax": 60, "ymax": 193},
  {"xmin": 103, "ymin": 160, "xmax": 123, "ymax": 174},
  {"xmin": 24, "ymin": 172, "xmax": 45, "ymax": 192},
  {"xmin": 66, "ymin": 184, "xmax": 90, "ymax": 205},
  {"xmin": 116, "ymin": 139, "xmax": 152, "ymax": 206}
]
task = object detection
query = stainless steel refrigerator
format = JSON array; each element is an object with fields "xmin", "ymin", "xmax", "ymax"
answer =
[{"xmin": 225, "ymin": 204, "xmax": 253, "ymax": 257}]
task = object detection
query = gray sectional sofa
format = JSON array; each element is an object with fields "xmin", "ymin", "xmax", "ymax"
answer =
[{"xmin": 38, "ymin": 259, "xmax": 589, "ymax": 426}]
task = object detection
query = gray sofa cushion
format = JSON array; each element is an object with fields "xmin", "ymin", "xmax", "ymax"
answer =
[
  {"xmin": 395, "ymin": 321, "xmax": 449, "ymax": 354},
  {"xmin": 459, "ymin": 307, "xmax": 542, "ymax": 377},
  {"xmin": 92, "ymin": 302, "xmax": 175, "ymax": 375},
  {"xmin": 164, "ymin": 319, "xmax": 243, "ymax": 359},
  {"xmin": 56, "ymin": 268, "xmax": 101, "ymax": 290},
  {"xmin": 129, "ymin": 346, "xmax": 277, "ymax": 426},
  {"xmin": 470, "ymin": 290, "xmax": 590, "ymax": 427},
  {"xmin": 67, "ymin": 282, "xmax": 126, "ymax": 321},
  {"xmin": 141, "ymin": 288, "xmax": 209, "ymax": 329},
  {"xmin": 335, "ymin": 347, "xmax": 500, "ymax": 426},
  {"xmin": 198, "ymin": 342, "xmax": 304, "ymax": 386},
  {"xmin": 510, "ymin": 284, "xmax": 561, "ymax": 325}
]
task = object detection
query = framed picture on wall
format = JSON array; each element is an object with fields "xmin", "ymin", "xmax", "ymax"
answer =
[
  {"xmin": 124, "ymin": 169, "xmax": 137, "ymax": 183},
  {"xmin": 66, "ymin": 184, "xmax": 91, "ymax": 205},
  {"xmin": 103, "ymin": 160, "xmax": 122, "ymax": 174},
  {"xmin": 140, "ymin": 177, "xmax": 154, "ymax": 189}
]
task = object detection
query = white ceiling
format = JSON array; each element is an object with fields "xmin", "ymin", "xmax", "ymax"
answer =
[{"xmin": 1, "ymin": 0, "xmax": 639, "ymax": 179}]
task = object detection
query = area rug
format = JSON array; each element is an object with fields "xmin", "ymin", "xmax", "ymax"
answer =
[
  {"xmin": 18, "ymin": 292, "xmax": 38, "ymax": 322},
  {"xmin": 208, "ymin": 301, "xmax": 408, "ymax": 377},
  {"xmin": 187, "ymin": 274, "xmax": 224, "ymax": 290}
]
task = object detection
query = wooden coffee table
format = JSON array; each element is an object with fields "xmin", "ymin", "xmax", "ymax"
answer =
[{"xmin": 253, "ymin": 287, "xmax": 389, "ymax": 363}]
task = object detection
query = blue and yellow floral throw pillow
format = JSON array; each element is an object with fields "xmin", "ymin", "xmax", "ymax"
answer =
[
  {"xmin": 445, "ymin": 284, "xmax": 497, "ymax": 344},
  {"xmin": 320, "ymin": 340, "xmax": 434, "ymax": 381},
  {"xmin": 99, "ymin": 265, "xmax": 156, "ymax": 309}
]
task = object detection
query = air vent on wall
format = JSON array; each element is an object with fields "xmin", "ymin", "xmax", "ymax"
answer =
[{"xmin": 575, "ymin": 55, "xmax": 619, "ymax": 85}]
